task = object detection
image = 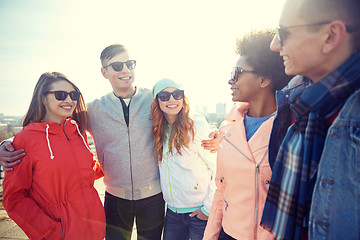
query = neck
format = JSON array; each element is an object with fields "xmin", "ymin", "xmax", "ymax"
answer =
[
  {"xmin": 247, "ymin": 92, "xmax": 276, "ymax": 118},
  {"xmin": 42, "ymin": 116, "xmax": 66, "ymax": 125},
  {"xmin": 165, "ymin": 115, "xmax": 176, "ymax": 126},
  {"xmin": 113, "ymin": 86, "xmax": 136, "ymax": 99}
]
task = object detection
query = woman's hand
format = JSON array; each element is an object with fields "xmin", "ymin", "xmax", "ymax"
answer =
[
  {"xmin": 189, "ymin": 208, "xmax": 208, "ymax": 221},
  {"xmin": 201, "ymin": 130, "xmax": 219, "ymax": 153}
]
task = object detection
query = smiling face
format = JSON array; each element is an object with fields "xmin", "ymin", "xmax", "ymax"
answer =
[
  {"xmin": 270, "ymin": 0, "xmax": 330, "ymax": 81},
  {"xmin": 101, "ymin": 50, "xmax": 135, "ymax": 97},
  {"xmin": 158, "ymin": 87, "xmax": 184, "ymax": 125},
  {"xmin": 229, "ymin": 56, "xmax": 262, "ymax": 103},
  {"xmin": 42, "ymin": 80, "xmax": 77, "ymax": 124}
]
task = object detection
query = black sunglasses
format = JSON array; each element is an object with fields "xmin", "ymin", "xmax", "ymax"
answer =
[
  {"xmin": 45, "ymin": 91, "xmax": 81, "ymax": 101},
  {"xmin": 230, "ymin": 67, "xmax": 258, "ymax": 83},
  {"xmin": 103, "ymin": 60, "xmax": 136, "ymax": 72},
  {"xmin": 276, "ymin": 21, "xmax": 332, "ymax": 46},
  {"xmin": 276, "ymin": 21, "xmax": 358, "ymax": 46},
  {"xmin": 157, "ymin": 90, "xmax": 185, "ymax": 102}
]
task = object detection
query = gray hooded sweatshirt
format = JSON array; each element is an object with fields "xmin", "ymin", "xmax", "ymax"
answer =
[{"xmin": 87, "ymin": 88, "xmax": 160, "ymax": 200}]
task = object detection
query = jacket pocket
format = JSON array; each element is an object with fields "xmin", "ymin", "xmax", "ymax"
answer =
[{"xmin": 259, "ymin": 163, "xmax": 272, "ymax": 190}]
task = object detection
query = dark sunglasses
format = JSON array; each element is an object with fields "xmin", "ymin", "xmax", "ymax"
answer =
[
  {"xmin": 157, "ymin": 90, "xmax": 185, "ymax": 102},
  {"xmin": 276, "ymin": 21, "xmax": 358, "ymax": 46},
  {"xmin": 45, "ymin": 91, "xmax": 81, "ymax": 101},
  {"xmin": 103, "ymin": 60, "xmax": 136, "ymax": 72},
  {"xmin": 230, "ymin": 67, "xmax": 258, "ymax": 83},
  {"xmin": 276, "ymin": 21, "xmax": 332, "ymax": 46}
]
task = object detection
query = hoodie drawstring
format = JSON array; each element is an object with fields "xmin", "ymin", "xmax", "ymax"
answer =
[
  {"xmin": 45, "ymin": 120, "xmax": 92, "ymax": 160},
  {"xmin": 46, "ymin": 124, "xmax": 55, "ymax": 160},
  {"xmin": 70, "ymin": 120, "xmax": 92, "ymax": 153}
]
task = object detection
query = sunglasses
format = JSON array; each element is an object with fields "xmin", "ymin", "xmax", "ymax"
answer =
[
  {"xmin": 45, "ymin": 91, "xmax": 81, "ymax": 101},
  {"xmin": 230, "ymin": 67, "xmax": 258, "ymax": 83},
  {"xmin": 157, "ymin": 90, "xmax": 185, "ymax": 102},
  {"xmin": 103, "ymin": 60, "xmax": 136, "ymax": 72},
  {"xmin": 276, "ymin": 21, "xmax": 332, "ymax": 46}
]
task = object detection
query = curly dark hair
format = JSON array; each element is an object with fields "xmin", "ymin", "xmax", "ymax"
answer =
[{"xmin": 236, "ymin": 28, "xmax": 293, "ymax": 93}]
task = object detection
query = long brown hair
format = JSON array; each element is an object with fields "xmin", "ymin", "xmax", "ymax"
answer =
[
  {"xmin": 151, "ymin": 95, "xmax": 194, "ymax": 164},
  {"xmin": 23, "ymin": 72, "xmax": 88, "ymax": 133}
]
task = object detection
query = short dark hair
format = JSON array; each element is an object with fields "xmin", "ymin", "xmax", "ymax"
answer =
[
  {"xmin": 236, "ymin": 28, "xmax": 293, "ymax": 93},
  {"xmin": 100, "ymin": 44, "xmax": 127, "ymax": 67},
  {"xmin": 298, "ymin": 0, "xmax": 360, "ymax": 51},
  {"xmin": 23, "ymin": 72, "xmax": 88, "ymax": 133}
]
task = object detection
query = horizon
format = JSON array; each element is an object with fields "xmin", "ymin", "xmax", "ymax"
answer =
[{"xmin": 0, "ymin": 0, "xmax": 286, "ymax": 116}]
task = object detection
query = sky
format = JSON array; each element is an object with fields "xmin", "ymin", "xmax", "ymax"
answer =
[{"xmin": 0, "ymin": 0, "xmax": 286, "ymax": 117}]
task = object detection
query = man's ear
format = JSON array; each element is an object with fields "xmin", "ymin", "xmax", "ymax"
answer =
[
  {"xmin": 322, "ymin": 20, "xmax": 347, "ymax": 54},
  {"xmin": 101, "ymin": 67, "xmax": 108, "ymax": 79}
]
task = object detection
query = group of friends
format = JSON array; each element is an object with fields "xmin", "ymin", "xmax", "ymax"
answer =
[{"xmin": 0, "ymin": 0, "xmax": 359, "ymax": 239}]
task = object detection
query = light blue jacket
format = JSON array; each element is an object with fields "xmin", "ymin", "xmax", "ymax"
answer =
[{"xmin": 309, "ymin": 89, "xmax": 360, "ymax": 240}]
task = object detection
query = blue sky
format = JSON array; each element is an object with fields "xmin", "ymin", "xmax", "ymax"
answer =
[{"xmin": 0, "ymin": 0, "xmax": 285, "ymax": 116}]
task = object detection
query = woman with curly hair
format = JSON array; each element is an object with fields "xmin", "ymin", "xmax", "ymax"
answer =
[
  {"xmin": 203, "ymin": 28, "xmax": 293, "ymax": 240},
  {"xmin": 151, "ymin": 78, "xmax": 217, "ymax": 240}
]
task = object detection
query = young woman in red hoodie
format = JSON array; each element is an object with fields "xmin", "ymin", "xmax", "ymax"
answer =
[{"xmin": 3, "ymin": 72, "xmax": 105, "ymax": 240}]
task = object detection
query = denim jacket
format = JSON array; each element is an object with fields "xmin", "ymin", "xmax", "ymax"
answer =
[
  {"xmin": 309, "ymin": 88, "xmax": 360, "ymax": 240},
  {"xmin": 268, "ymin": 76, "xmax": 360, "ymax": 239}
]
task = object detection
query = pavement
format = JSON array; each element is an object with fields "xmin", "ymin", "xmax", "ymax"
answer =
[{"xmin": 0, "ymin": 177, "xmax": 137, "ymax": 240}]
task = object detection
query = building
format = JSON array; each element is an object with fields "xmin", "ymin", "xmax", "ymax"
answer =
[{"xmin": 216, "ymin": 102, "xmax": 226, "ymax": 116}]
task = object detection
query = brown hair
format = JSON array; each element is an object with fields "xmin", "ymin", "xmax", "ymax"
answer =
[
  {"xmin": 23, "ymin": 72, "xmax": 88, "ymax": 133},
  {"xmin": 100, "ymin": 44, "xmax": 127, "ymax": 67},
  {"xmin": 151, "ymin": 96, "xmax": 194, "ymax": 164}
]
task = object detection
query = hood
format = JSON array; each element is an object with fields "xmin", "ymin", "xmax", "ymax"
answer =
[
  {"xmin": 25, "ymin": 118, "xmax": 75, "ymax": 134},
  {"xmin": 24, "ymin": 118, "xmax": 91, "ymax": 160}
]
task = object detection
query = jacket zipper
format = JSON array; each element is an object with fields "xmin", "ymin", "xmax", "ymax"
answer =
[
  {"xmin": 60, "ymin": 219, "xmax": 63, "ymax": 240},
  {"xmin": 221, "ymin": 176, "xmax": 228, "ymax": 212},
  {"xmin": 255, "ymin": 163, "xmax": 259, "ymax": 240},
  {"xmin": 63, "ymin": 122, "xmax": 69, "ymax": 141},
  {"xmin": 64, "ymin": 123, "xmax": 95, "ymax": 239},
  {"xmin": 127, "ymin": 126, "xmax": 134, "ymax": 199},
  {"xmin": 165, "ymin": 136, "xmax": 175, "ymax": 208},
  {"xmin": 224, "ymin": 136, "xmax": 268, "ymax": 240},
  {"xmin": 223, "ymin": 137, "xmax": 253, "ymax": 162}
]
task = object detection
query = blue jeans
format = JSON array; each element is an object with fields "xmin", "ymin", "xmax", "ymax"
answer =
[
  {"xmin": 104, "ymin": 192, "xmax": 165, "ymax": 240},
  {"xmin": 163, "ymin": 207, "xmax": 207, "ymax": 240}
]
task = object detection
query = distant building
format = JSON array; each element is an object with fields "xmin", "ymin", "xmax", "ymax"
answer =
[
  {"xmin": 216, "ymin": 102, "xmax": 226, "ymax": 116},
  {"xmin": 0, "ymin": 114, "xmax": 23, "ymax": 126},
  {"xmin": 202, "ymin": 105, "xmax": 208, "ymax": 115}
]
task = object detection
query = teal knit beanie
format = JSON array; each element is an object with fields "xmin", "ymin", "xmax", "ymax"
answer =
[{"xmin": 152, "ymin": 78, "xmax": 183, "ymax": 98}]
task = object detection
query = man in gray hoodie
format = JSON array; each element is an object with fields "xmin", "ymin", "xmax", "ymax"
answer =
[{"xmin": 88, "ymin": 44, "xmax": 165, "ymax": 240}]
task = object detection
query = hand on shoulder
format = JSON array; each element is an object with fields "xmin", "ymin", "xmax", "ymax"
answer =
[{"xmin": 0, "ymin": 141, "xmax": 24, "ymax": 171}]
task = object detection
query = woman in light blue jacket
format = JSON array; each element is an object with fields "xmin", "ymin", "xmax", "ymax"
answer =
[{"xmin": 151, "ymin": 78, "xmax": 217, "ymax": 240}]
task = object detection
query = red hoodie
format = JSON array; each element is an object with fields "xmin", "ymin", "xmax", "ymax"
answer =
[{"xmin": 3, "ymin": 119, "xmax": 105, "ymax": 240}]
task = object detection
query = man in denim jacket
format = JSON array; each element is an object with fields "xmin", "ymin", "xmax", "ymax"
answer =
[{"xmin": 260, "ymin": 0, "xmax": 360, "ymax": 239}]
